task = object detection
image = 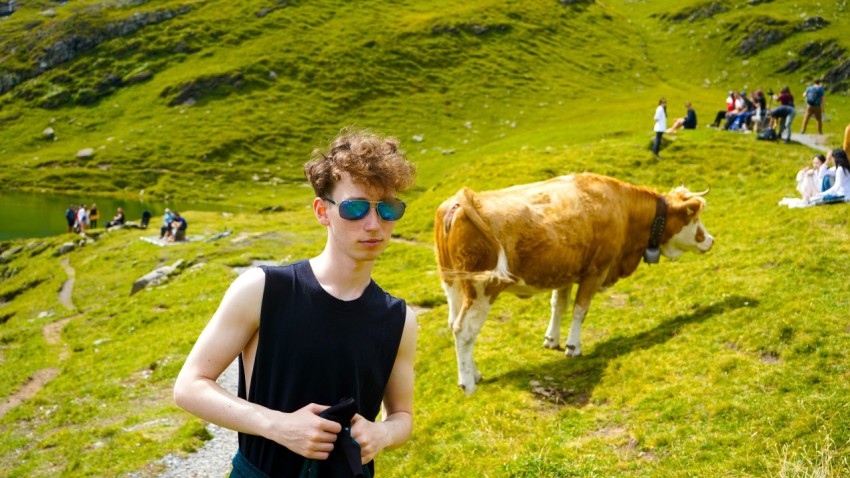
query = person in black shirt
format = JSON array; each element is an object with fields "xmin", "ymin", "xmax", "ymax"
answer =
[
  {"xmin": 174, "ymin": 129, "xmax": 418, "ymax": 477},
  {"xmin": 666, "ymin": 101, "xmax": 697, "ymax": 133}
]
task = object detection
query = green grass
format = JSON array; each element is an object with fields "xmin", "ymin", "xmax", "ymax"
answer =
[{"xmin": 2, "ymin": 0, "xmax": 850, "ymax": 476}]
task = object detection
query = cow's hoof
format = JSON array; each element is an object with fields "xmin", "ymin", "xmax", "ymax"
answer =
[
  {"xmin": 459, "ymin": 383, "xmax": 477, "ymax": 395},
  {"xmin": 565, "ymin": 345, "xmax": 582, "ymax": 357},
  {"xmin": 543, "ymin": 336, "xmax": 561, "ymax": 350}
]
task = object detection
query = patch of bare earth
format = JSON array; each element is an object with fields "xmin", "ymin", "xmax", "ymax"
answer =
[
  {"xmin": 59, "ymin": 257, "xmax": 75, "ymax": 310},
  {"xmin": 44, "ymin": 317, "xmax": 73, "ymax": 361},
  {"xmin": 591, "ymin": 426, "xmax": 658, "ymax": 462},
  {"xmin": 0, "ymin": 368, "xmax": 59, "ymax": 419},
  {"xmin": 760, "ymin": 352, "xmax": 783, "ymax": 364},
  {"xmin": 530, "ymin": 377, "xmax": 589, "ymax": 407},
  {"xmin": 0, "ymin": 257, "xmax": 76, "ymax": 419}
]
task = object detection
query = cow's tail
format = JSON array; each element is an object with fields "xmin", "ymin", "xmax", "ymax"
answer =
[{"xmin": 436, "ymin": 187, "xmax": 515, "ymax": 285}]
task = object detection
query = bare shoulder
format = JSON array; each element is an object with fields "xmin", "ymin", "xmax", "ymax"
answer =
[
  {"xmin": 404, "ymin": 305, "xmax": 418, "ymax": 327},
  {"xmin": 226, "ymin": 267, "xmax": 266, "ymax": 298},
  {"xmin": 399, "ymin": 305, "xmax": 418, "ymax": 348},
  {"xmin": 215, "ymin": 267, "xmax": 267, "ymax": 325}
]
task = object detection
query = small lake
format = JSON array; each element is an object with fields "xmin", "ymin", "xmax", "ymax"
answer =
[{"xmin": 0, "ymin": 190, "xmax": 239, "ymax": 241}]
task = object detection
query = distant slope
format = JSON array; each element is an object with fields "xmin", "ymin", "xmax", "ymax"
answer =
[{"xmin": 0, "ymin": 0, "xmax": 848, "ymax": 210}]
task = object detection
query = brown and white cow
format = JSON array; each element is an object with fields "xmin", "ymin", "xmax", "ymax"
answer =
[{"xmin": 434, "ymin": 173, "xmax": 714, "ymax": 394}]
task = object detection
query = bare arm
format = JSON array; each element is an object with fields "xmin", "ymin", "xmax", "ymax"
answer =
[
  {"xmin": 351, "ymin": 306, "xmax": 418, "ymax": 463},
  {"xmin": 173, "ymin": 268, "xmax": 341, "ymax": 459}
]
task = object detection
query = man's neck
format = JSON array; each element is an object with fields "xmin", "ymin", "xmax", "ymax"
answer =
[{"xmin": 309, "ymin": 251, "xmax": 375, "ymax": 301}]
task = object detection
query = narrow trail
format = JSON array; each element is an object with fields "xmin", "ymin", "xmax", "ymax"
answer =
[
  {"xmin": 0, "ymin": 258, "xmax": 76, "ymax": 419},
  {"xmin": 154, "ymin": 360, "xmax": 239, "ymax": 478},
  {"xmin": 791, "ymin": 132, "xmax": 830, "ymax": 152},
  {"xmin": 59, "ymin": 257, "xmax": 76, "ymax": 310},
  {"xmin": 0, "ymin": 368, "xmax": 59, "ymax": 419}
]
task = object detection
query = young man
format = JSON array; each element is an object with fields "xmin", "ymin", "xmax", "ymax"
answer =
[
  {"xmin": 174, "ymin": 129, "xmax": 418, "ymax": 477},
  {"xmin": 800, "ymin": 78, "xmax": 826, "ymax": 135},
  {"xmin": 666, "ymin": 101, "xmax": 697, "ymax": 133}
]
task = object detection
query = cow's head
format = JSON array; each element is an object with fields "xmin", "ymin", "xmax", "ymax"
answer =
[{"xmin": 661, "ymin": 186, "xmax": 714, "ymax": 258}]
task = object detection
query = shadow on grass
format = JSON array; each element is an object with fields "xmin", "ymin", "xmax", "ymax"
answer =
[{"xmin": 493, "ymin": 295, "xmax": 758, "ymax": 408}]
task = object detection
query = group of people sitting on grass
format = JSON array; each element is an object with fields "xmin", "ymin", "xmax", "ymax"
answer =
[
  {"xmin": 706, "ymin": 89, "xmax": 778, "ymax": 137},
  {"xmin": 706, "ymin": 79, "xmax": 827, "ymax": 144},
  {"xmin": 795, "ymin": 149, "xmax": 849, "ymax": 202},
  {"xmin": 780, "ymin": 147, "xmax": 850, "ymax": 208},
  {"xmin": 159, "ymin": 208, "xmax": 188, "ymax": 242}
]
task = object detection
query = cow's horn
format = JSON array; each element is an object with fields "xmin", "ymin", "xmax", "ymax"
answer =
[{"xmin": 687, "ymin": 186, "xmax": 710, "ymax": 197}]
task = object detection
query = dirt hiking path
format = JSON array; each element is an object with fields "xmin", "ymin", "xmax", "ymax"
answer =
[{"xmin": 0, "ymin": 258, "xmax": 76, "ymax": 419}]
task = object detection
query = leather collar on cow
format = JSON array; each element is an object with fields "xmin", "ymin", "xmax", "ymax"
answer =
[{"xmin": 643, "ymin": 196, "xmax": 668, "ymax": 264}]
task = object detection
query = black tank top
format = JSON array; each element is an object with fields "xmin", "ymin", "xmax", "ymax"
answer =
[{"xmin": 237, "ymin": 260, "xmax": 406, "ymax": 477}]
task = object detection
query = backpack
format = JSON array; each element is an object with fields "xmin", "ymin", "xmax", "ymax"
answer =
[
  {"xmin": 757, "ymin": 128, "xmax": 778, "ymax": 141},
  {"xmin": 805, "ymin": 86, "xmax": 824, "ymax": 106}
]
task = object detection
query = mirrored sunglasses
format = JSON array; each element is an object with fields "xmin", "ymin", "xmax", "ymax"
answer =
[{"xmin": 323, "ymin": 198, "xmax": 407, "ymax": 221}]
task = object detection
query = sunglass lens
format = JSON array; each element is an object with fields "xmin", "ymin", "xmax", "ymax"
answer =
[
  {"xmin": 377, "ymin": 200, "xmax": 406, "ymax": 221},
  {"xmin": 339, "ymin": 200, "xmax": 371, "ymax": 220}
]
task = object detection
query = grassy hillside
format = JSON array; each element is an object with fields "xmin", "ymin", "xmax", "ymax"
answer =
[{"xmin": 2, "ymin": 0, "xmax": 850, "ymax": 476}]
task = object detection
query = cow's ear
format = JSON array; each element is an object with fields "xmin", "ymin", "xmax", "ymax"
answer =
[{"xmin": 683, "ymin": 197, "xmax": 704, "ymax": 217}]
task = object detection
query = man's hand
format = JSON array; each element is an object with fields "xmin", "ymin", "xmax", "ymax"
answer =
[
  {"xmin": 270, "ymin": 403, "xmax": 342, "ymax": 460},
  {"xmin": 350, "ymin": 414, "xmax": 390, "ymax": 464}
]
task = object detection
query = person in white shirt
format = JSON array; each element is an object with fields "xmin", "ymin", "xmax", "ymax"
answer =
[
  {"xmin": 815, "ymin": 149, "xmax": 850, "ymax": 203},
  {"xmin": 76, "ymin": 204, "xmax": 89, "ymax": 233},
  {"xmin": 652, "ymin": 98, "xmax": 667, "ymax": 158},
  {"xmin": 796, "ymin": 154, "xmax": 825, "ymax": 201}
]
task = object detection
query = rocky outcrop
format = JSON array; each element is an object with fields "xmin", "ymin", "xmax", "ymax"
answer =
[
  {"xmin": 776, "ymin": 40, "xmax": 850, "ymax": 93},
  {"xmin": 737, "ymin": 16, "xmax": 829, "ymax": 56},
  {"xmin": 26, "ymin": 241, "xmax": 50, "ymax": 258},
  {"xmin": 1, "ymin": 265, "xmax": 20, "ymax": 281},
  {"xmin": 54, "ymin": 242, "xmax": 77, "ymax": 256},
  {"xmin": 824, "ymin": 60, "xmax": 850, "ymax": 93},
  {"xmin": 258, "ymin": 205, "xmax": 285, "ymax": 213},
  {"xmin": 795, "ymin": 16, "xmax": 829, "ymax": 33},
  {"xmin": 0, "ymin": 246, "xmax": 23, "ymax": 264},
  {"xmin": 255, "ymin": 0, "xmax": 288, "ymax": 19},
  {"xmin": 662, "ymin": 2, "xmax": 727, "ymax": 22},
  {"xmin": 432, "ymin": 23, "xmax": 511, "ymax": 36},
  {"xmin": 159, "ymin": 72, "xmax": 247, "ymax": 106},
  {"xmin": 130, "ymin": 259, "xmax": 186, "ymax": 296},
  {"xmin": 0, "ymin": 5, "xmax": 192, "ymax": 96},
  {"xmin": 736, "ymin": 17, "xmax": 788, "ymax": 56},
  {"xmin": 0, "ymin": 278, "xmax": 45, "ymax": 304}
]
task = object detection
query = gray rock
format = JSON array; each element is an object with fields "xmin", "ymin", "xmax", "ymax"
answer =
[
  {"xmin": 55, "ymin": 242, "xmax": 76, "ymax": 256},
  {"xmin": 0, "ymin": 6, "xmax": 193, "ymax": 97},
  {"xmin": 0, "ymin": 246, "xmax": 23, "ymax": 263},
  {"xmin": 130, "ymin": 259, "xmax": 185, "ymax": 296},
  {"xmin": 76, "ymin": 148, "xmax": 95, "ymax": 159}
]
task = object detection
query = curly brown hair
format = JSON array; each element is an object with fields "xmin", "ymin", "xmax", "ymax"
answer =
[{"xmin": 304, "ymin": 128, "xmax": 416, "ymax": 198}]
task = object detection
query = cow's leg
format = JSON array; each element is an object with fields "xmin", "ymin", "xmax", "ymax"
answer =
[
  {"xmin": 452, "ymin": 284, "xmax": 491, "ymax": 395},
  {"xmin": 442, "ymin": 280, "xmax": 462, "ymax": 329},
  {"xmin": 564, "ymin": 275, "xmax": 604, "ymax": 357},
  {"xmin": 543, "ymin": 285, "xmax": 573, "ymax": 350}
]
